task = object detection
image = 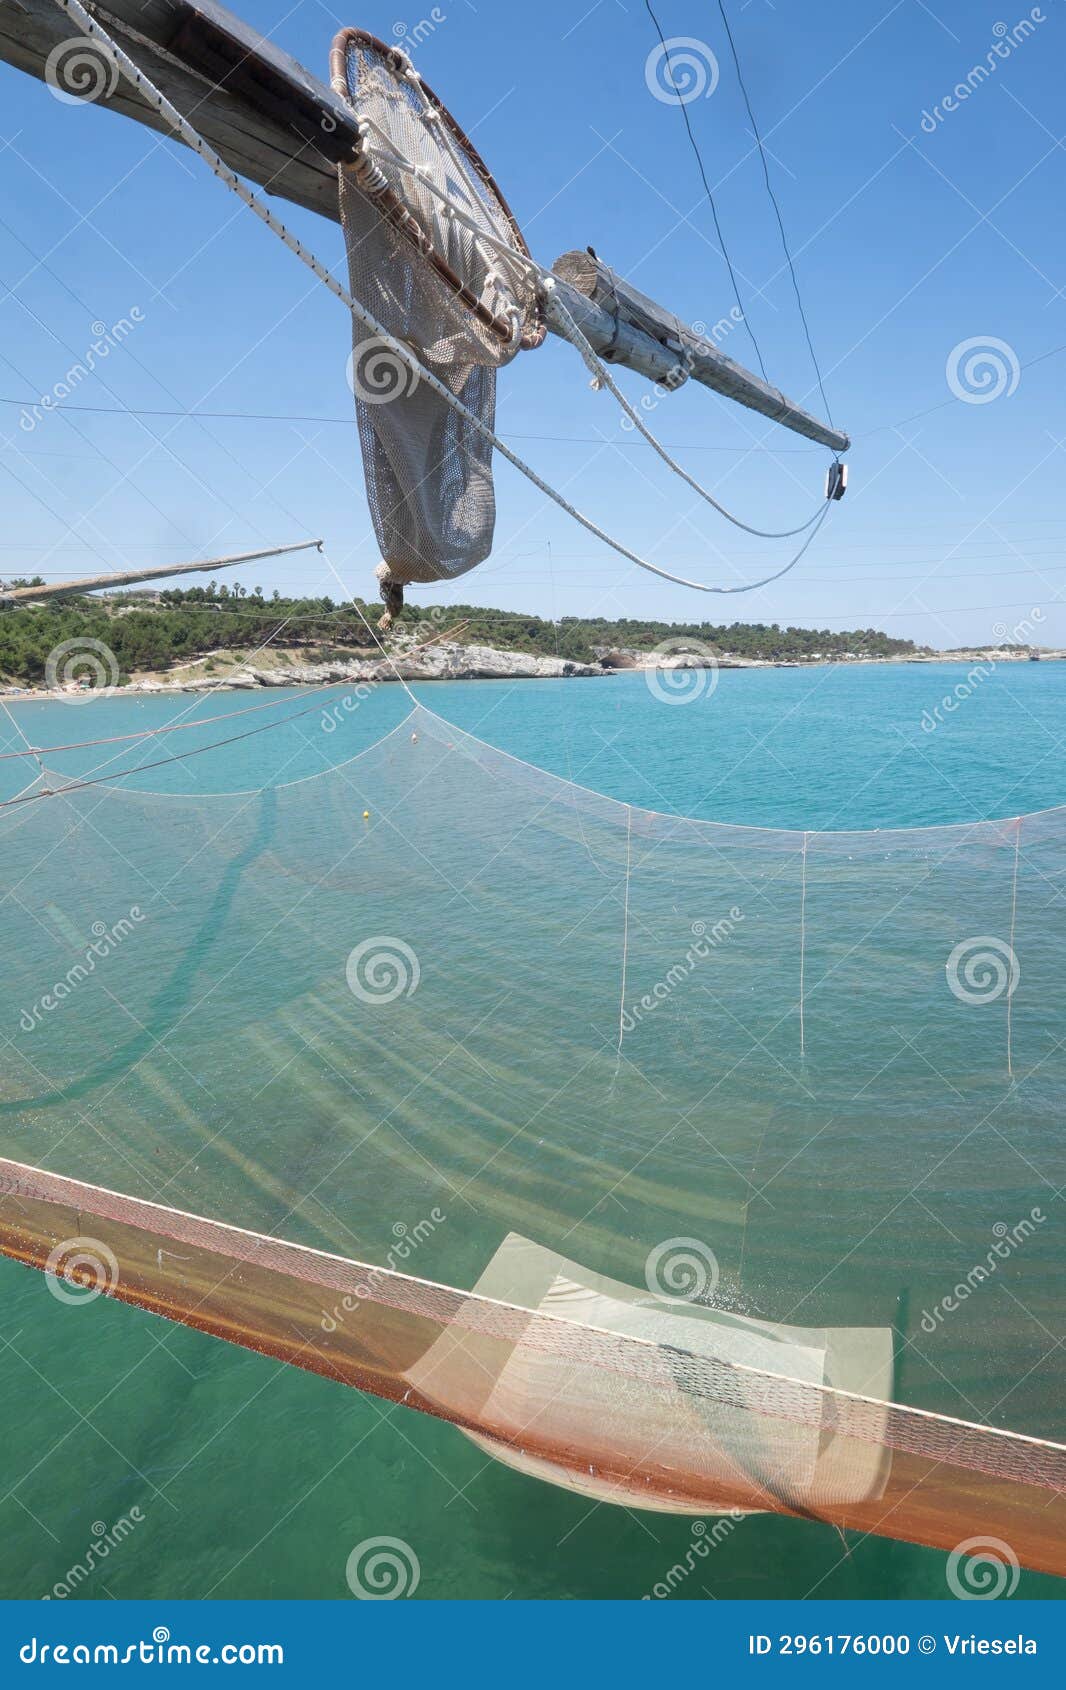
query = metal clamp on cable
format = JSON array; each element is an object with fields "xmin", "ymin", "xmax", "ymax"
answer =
[{"xmin": 825, "ymin": 461, "xmax": 848, "ymax": 501}]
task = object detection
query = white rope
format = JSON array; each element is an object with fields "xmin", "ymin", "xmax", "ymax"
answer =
[
  {"xmin": 49, "ymin": 0, "xmax": 832, "ymax": 597},
  {"xmin": 544, "ymin": 286, "xmax": 827, "ymax": 540},
  {"xmin": 798, "ymin": 830, "xmax": 809, "ymax": 1060},
  {"xmin": 1007, "ymin": 818, "xmax": 1021, "ymax": 1079},
  {"xmin": 1, "ymin": 699, "xmax": 45, "ymax": 778},
  {"xmin": 356, "ymin": 109, "xmax": 831, "ymax": 541},
  {"xmin": 340, "ymin": 569, "xmax": 422, "ymax": 709},
  {"xmin": 617, "ymin": 806, "xmax": 633, "ymax": 1055}
]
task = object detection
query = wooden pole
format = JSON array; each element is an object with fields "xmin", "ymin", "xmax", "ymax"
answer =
[
  {"xmin": 552, "ymin": 251, "xmax": 848, "ymax": 453},
  {"xmin": 0, "ymin": 539, "xmax": 322, "ymax": 606}
]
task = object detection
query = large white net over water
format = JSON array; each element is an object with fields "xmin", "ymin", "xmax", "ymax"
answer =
[{"xmin": 0, "ymin": 704, "xmax": 1063, "ymax": 1572}]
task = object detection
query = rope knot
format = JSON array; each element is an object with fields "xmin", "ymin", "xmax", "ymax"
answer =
[{"xmin": 384, "ymin": 45, "xmax": 414, "ymax": 77}]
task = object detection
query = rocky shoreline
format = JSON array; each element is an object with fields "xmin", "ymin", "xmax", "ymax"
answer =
[{"xmin": 3, "ymin": 638, "xmax": 1061, "ymax": 701}]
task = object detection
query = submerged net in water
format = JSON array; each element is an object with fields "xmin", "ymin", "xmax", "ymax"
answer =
[
  {"xmin": 0, "ymin": 703, "xmax": 1063, "ymax": 1574},
  {"xmin": 331, "ymin": 31, "xmax": 544, "ymax": 612}
]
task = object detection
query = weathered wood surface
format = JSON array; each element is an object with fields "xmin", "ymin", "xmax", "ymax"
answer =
[
  {"xmin": 0, "ymin": 0, "xmax": 849, "ymax": 451},
  {"xmin": 553, "ymin": 249, "xmax": 848, "ymax": 453},
  {"xmin": 0, "ymin": 0, "xmax": 349, "ymax": 216},
  {"xmin": 0, "ymin": 538, "xmax": 321, "ymax": 603}
]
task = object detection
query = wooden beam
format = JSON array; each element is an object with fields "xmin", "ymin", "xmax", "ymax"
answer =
[
  {"xmin": 0, "ymin": 0, "xmax": 348, "ymax": 218},
  {"xmin": 0, "ymin": 539, "xmax": 322, "ymax": 605},
  {"xmin": 0, "ymin": 0, "xmax": 849, "ymax": 452},
  {"xmin": 553, "ymin": 250, "xmax": 849, "ymax": 454}
]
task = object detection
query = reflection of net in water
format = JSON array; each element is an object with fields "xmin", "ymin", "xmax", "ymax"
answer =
[{"xmin": 0, "ymin": 705, "xmax": 1063, "ymax": 1574}]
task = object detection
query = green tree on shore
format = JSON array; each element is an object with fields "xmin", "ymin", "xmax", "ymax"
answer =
[{"xmin": 0, "ymin": 588, "xmax": 917, "ymax": 688}]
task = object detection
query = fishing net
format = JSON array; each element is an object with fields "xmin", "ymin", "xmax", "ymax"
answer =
[
  {"xmin": 1, "ymin": 704, "xmax": 1064, "ymax": 1574},
  {"xmin": 331, "ymin": 31, "xmax": 544, "ymax": 614}
]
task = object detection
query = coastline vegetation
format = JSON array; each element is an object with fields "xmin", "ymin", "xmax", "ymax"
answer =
[{"xmin": 0, "ymin": 580, "xmax": 917, "ymax": 687}]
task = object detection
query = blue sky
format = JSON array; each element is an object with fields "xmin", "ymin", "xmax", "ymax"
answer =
[{"xmin": 2, "ymin": 0, "xmax": 1065, "ymax": 647}]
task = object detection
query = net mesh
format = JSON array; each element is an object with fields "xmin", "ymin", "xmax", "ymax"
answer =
[
  {"xmin": 0, "ymin": 705, "xmax": 1064, "ymax": 1573},
  {"xmin": 333, "ymin": 32, "xmax": 542, "ymax": 589}
]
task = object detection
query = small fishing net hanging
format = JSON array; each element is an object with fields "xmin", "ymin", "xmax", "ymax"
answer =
[
  {"xmin": 1, "ymin": 704, "xmax": 1065, "ymax": 1576},
  {"xmin": 331, "ymin": 31, "xmax": 545, "ymax": 618}
]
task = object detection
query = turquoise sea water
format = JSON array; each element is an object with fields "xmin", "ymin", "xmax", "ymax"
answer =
[
  {"xmin": 6, "ymin": 658, "xmax": 1066, "ymax": 824},
  {"xmin": 0, "ymin": 663, "xmax": 1063, "ymax": 1600}
]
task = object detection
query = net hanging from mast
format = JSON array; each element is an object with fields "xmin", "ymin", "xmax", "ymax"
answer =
[
  {"xmin": 0, "ymin": 703, "xmax": 1064, "ymax": 1576},
  {"xmin": 331, "ymin": 30, "xmax": 545, "ymax": 621},
  {"xmin": 330, "ymin": 29, "xmax": 835, "ymax": 598},
  {"xmin": 43, "ymin": 0, "xmax": 841, "ymax": 612}
]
